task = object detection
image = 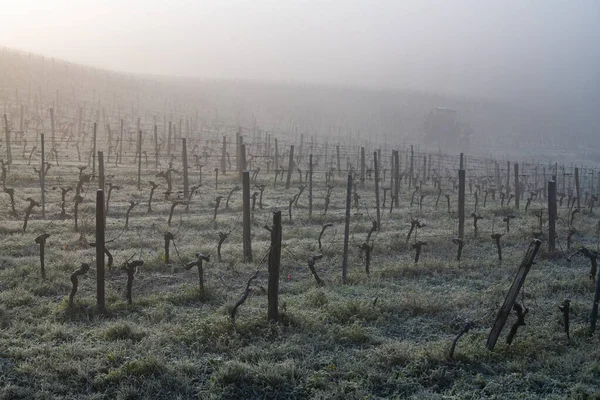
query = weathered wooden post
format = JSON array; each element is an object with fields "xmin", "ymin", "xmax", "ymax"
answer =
[
  {"xmin": 167, "ymin": 121, "xmax": 172, "ymax": 156},
  {"xmin": 374, "ymin": 151, "xmax": 381, "ymax": 227},
  {"xmin": 486, "ymin": 239, "xmax": 541, "ymax": 350},
  {"xmin": 394, "ymin": 150, "xmax": 400, "ymax": 207},
  {"xmin": 96, "ymin": 189, "xmax": 106, "ymax": 313},
  {"xmin": 360, "ymin": 147, "xmax": 366, "ymax": 188},
  {"xmin": 235, "ymin": 128, "xmax": 241, "ymax": 170},
  {"xmin": 506, "ymin": 161, "xmax": 511, "ymax": 199},
  {"xmin": 92, "ymin": 122, "xmax": 97, "ymax": 178},
  {"xmin": 49, "ymin": 107, "xmax": 56, "ymax": 149},
  {"xmin": 3, "ymin": 114, "xmax": 11, "ymax": 166},
  {"xmin": 182, "ymin": 138, "xmax": 189, "ymax": 198},
  {"xmin": 336, "ymin": 145, "xmax": 341, "ymax": 176},
  {"xmin": 458, "ymin": 168, "xmax": 466, "ymax": 238},
  {"xmin": 548, "ymin": 180, "xmax": 557, "ymax": 251},
  {"xmin": 242, "ymin": 170, "xmax": 253, "ymax": 262},
  {"xmin": 274, "ymin": 138, "xmax": 279, "ymax": 170},
  {"xmin": 591, "ymin": 265, "xmax": 600, "ymax": 333},
  {"xmin": 98, "ymin": 151, "xmax": 105, "ymax": 195},
  {"xmin": 309, "ymin": 154, "xmax": 313, "ymax": 218},
  {"xmin": 268, "ymin": 211, "xmax": 282, "ymax": 322},
  {"xmin": 409, "ymin": 145, "xmax": 414, "ymax": 189},
  {"xmin": 514, "ymin": 163, "xmax": 520, "ymax": 209},
  {"xmin": 153, "ymin": 124, "xmax": 158, "ymax": 169},
  {"xmin": 390, "ymin": 150, "xmax": 395, "ymax": 195},
  {"xmin": 575, "ymin": 167, "xmax": 581, "ymax": 209},
  {"xmin": 221, "ymin": 136, "xmax": 227, "ymax": 173},
  {"xmin": 495, "ymin": 162, "xmax": 501, "ymax": 192},
  {"xmin": 342, "ymin": 174, "xmax": 352, "ymax": 283},
  {"xmin": 40, "ymin": 133, "xmax": 46, "ymax": 218},
  {"xmin": 285, "ymin": 145, "xmax": 294, "ymax": 189},
  {"xmin": 120, "ymin": 118, "xmax": 125, "ymax": 165},
  {"xmin": 106, "ymin": 124, "xmax": 112, "ymax": 163},
  {"xmin": 135, "ymin": 130, "xmax": 141, "ymax": 190},
  {"xmin": 240, "ymin": 143, "xmax": 247, "ymax": 181}
]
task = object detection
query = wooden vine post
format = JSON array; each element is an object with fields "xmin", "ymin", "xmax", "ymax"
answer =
[
  {"xmin": 239, "ymin": 143, "xmax": 247, "ymax": 181},
  {"xmin": 486, "ymin": 239, "xmax": 541, "ymax": 350},
  {"xmin": 120, "ymin": 118, "xmax": 125, "ymax": 165},
  {"xmin": 394, "ymin": 150, "xmax": 400, "ymax": 207},
  {"xmin": 3, "ymin": 114, "xmax": 11, "ymax": 166},
  {"xmin": 360, "ymin": 146, "xmax": 365, "ymax": 188},
  {"xmin": 548, "ymin": 180, "xmax": 557, "ymax": 251},
  {"xmin": 98, "ymin": 151, "xmax": 105, "ymax": 192},
  {"xmin": 591, "ymin": 263, "xmax": 600, "ymax": 333},
  {"xmin": 506, "ymin": 160, "xmax": 511, "ymax": 199},
  {"xmin": 574, "ymin": 167, "xmax": 581, "ymax": 209},
  {"xmin": 373, "ymin": 151, "xmax": 381, "ymax": 227},
  {"xmin": 267, "ymin": 211, "xmax": 282, "ymax": 322},
  {"xmin": 96, "ymin": 189, "xmax": 106, "ymax": 313},
  {"xmin": 92, "ymin": 122, "xmax": 97, "ymax": 179},
  {"xmin": 285, "ymin": 145, "xmax": 294, "ymax": 189},
  {"xmin": 514, "ymin": 163, "xmax": 520, "ymax": 209},
  {"xmin": 40, "ymin": 133, "xmax": 46, "ymax": 218},
  {"xmin": 342, "ymin": 174, "xmax": 352, "ymax": 283},
  {"xmin": 336, "ymin": 145, "xmax": 341, "ymax": 176},
  {"xmin": 458, "ymin": 160, "xmax": 466, "ymax": 239},
  {"xmin": 182, "ymin": 138, "xmax": 189, "ymax": 198},
  {"xmin": 242, "ymin": 170, "xmax": 253, "ymax": 262},
  {"xmin": 49, "ymin": 107, "xmax": 56, "ymax": 149},
  {"xmin": 221, "ymin": 136, "xmax": 227, "ymax": 173},
  {"xmin": 309, "ymin": 154, "xmax": 313, "ymax": 218},
  {"xmin": 409, "ymin": 145, "xmax": 414, "ymax": 189}
]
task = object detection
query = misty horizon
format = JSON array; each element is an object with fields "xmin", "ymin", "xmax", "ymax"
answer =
[{"xmin": 1, "ymin": 1, "xmax": 598, "ymax": 106}]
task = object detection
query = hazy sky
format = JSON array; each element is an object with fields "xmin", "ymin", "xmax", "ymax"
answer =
[{"xmin": 1, "ymin": 0, "xmax": 598, "ymax": 104}]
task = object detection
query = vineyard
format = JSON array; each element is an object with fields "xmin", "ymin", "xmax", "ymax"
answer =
[{"xmin": 1, "ymin": 49, "xmax": 600, "ymax": 399}]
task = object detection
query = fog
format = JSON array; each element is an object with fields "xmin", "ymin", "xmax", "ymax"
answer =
[
  {"xmin": 1, "ymin": 0, "xmax": 599, "ymax": 148},
  {"xmin": 1, "ymin": 1, "xmax": 597, "ymax": 99}
]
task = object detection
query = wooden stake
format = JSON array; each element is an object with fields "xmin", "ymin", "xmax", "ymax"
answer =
[
  {"xmin": 221, "ymin": 135, "xmax": 227, "ymax": 173},
  {"xmin": 49, "ymin": 107, "xmax": 55, "ymax": 149},
  {"xmin": 242, "ymin": 170, "xmax": 252, "ymax": 262},
  {"xmin": 2, "ymin": 114, "xmax": 10, "ymax": 165},
  {"xmin": 458, "ymin": 169, "xmax": 465, "ymax": 238},
  {"xmin": 92, "ymin": 122, "xmax": 97, "ymax": 178},
  {"xmin": 167, "ymin": 121, "xmax": 172, "ymax": 156},
  {"xmin": 96, "ymin": 189, "xmax": 106, "ymax": 313},
  {"xmin": 514, "ymin": 163, "xmax": 520, "ymax": 209},
  {"xmin": 286, "ymin": 145, "xmax": 294, "ymax": 189},
  {"xmin": 137, "ymin": 130, "xmax": 142, "ymax": 190},
  {"xmin": 394, "ymin": 150, "xmax": 400, "ymax": 207},
  {"xmin": 342, "ymin": 174, "xmax": 352, "ymax": 283},
  {"xmin": 506, "ymin": 161, "xmax": 510, "ymax": 199},
  {"xmin": 575, "ymin": 167, "xmax": 581, "ymax": 209},
  {"xmin": 40, "ymin": 133, "xmax": 46, "ymax": 218},
  {"xmin": 182, "ymin": 138, "xmax": 189, "ymax": 198},
  {"xmin": 548, "ymin": 180, "xmax": 557, "ymax": 251},
  {"xmin": 336, "ymin": 145, "xmax": 341, "ymax": 176},
  {"xmin": 154, "ymin": 124, "xmax": 158, "ymax": 169},
  {"xmin": 591, "ymin": 264, "xmax": 600, "ymax": 333},
  {"xmin": 309, "ymin": 154, "xmax": 313, "ymax": 218},
  {"xmin": 374, "ymin": 151, "xmax": 381, "ymax": 227},
  {"xmin": 268, "ymin": 211, "xmax": 282, "ymax": 322},
  {"xmin": 486, "ymin": 239, "xmax": 541, "ymax": 350},
  {"xmin": 119, "ymin": 118, "xmax": 124, "ymax": 165},
  {"xmin": 98, "ymin": 152, "xmax": 105, "ymax": 209},
  {"xmin": 409, "ymin": 145, "xmax": 414, "ymax": 188},
  {"xmin": 360, "ymin": 147, "xmax": 365, "ymax": 188}
]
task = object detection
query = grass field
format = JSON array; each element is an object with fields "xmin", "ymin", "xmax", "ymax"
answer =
[{"xmin": 1, "ymin": 152, "xmax": 600, "ymax": 400}]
